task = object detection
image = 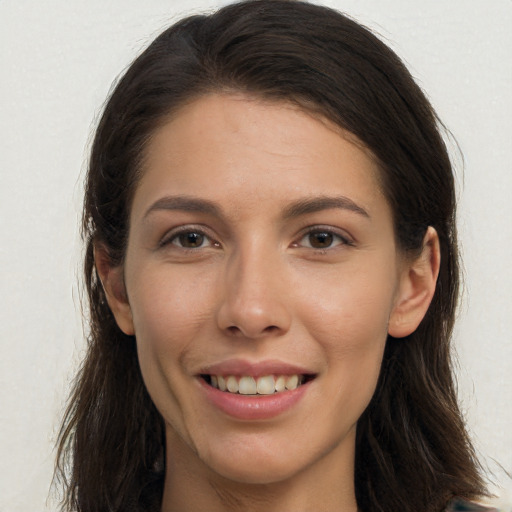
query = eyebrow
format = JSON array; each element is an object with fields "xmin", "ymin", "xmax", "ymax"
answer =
[
  {"xmin": 143, "ymin": 196, "xmax": 223, "ymax": 219},
  {"xmin": 143, "ymin": 194, "xmax": 370, "ymax": 221},
  {"xmin": 282, "ymin": 196, "xmax": 370, "ymax": 219}
]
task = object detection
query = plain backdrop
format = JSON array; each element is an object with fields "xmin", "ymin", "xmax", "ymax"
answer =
[{"xmin": 1, "ymin": 1, "xmax": 510, "ymax": 510}]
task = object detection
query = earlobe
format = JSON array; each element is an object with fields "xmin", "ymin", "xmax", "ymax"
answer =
[
  {"xmin": 94, "ymin": 245, "xmax": 135, "ymax": 336},
  {"xmin": 388, "ymin": 227, "xmax": 441, "ymax": 338}
]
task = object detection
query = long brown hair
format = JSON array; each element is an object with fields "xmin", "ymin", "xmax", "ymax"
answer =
[{"xmin": 55, "ymin": 1, "xmax": 487, "ymax": 510}]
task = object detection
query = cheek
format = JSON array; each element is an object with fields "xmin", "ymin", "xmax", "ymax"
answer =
[
  {"xmin": 298, "ymin": 266, "xmax": 395, "ymax": 408},
  {"xmin": 129, "ymin": 264, "xmax": 218, "ymax": 351},
  {"xmin": 127, "ymin": 266, "xmax": 221, "ymax": 434},
  {"xmin": 125, "ymin": 265, "xmax": 217, "ymax": 417},
  {"xmin": 301, "ymin": 264, "xmax": 395, "ymax": 347}
]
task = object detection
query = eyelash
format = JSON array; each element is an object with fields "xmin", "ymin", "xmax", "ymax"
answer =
[
  {"xmin": 294, "ymin": 227, "xmax": 354, "ymax": 251},
  {"xmin": 160, "ymin": 226, "xmax": 219, "ymax": 250},
  {"xmin": 159, "ymin": 226, "xmax": 354, "ymax": 252}
]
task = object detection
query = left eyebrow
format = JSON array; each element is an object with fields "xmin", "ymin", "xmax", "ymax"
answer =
[{"xmin": 282, "ymin": 195, "xmax": 370, "ymax": 220}]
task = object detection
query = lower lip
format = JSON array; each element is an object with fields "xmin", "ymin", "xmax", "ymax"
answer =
[{"xmin": 199, "ymin": 378, "xmax": 311, "ymax": 421}]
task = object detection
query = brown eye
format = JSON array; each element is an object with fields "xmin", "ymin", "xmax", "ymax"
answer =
[
  {"xmin": 296, "ymin": 229, "xmax": 350, "ymax": 250},
  {"xmin": 308, "ymin": 232, "xmax": 334, "ymax": 248},
  {"xmin": 175, "ymin": 232, "xmax": 206, "ymax": 248}
]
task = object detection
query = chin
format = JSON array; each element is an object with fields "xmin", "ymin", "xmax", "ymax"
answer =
[
  {"xmin": 202, "ymin": 446, "xmax": 305, "ymax": 486},
  {"xmin": 211, "ymin": 463, "xmax": 297, "ymax": 486}
]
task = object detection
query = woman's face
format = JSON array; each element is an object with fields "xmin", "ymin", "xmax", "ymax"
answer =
[{"xmin": 108, "ymin": 94, "xmax": 416, "ymax": 485}]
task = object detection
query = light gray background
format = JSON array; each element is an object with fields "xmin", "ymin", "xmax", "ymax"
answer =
[{"xmin": 1, "ymin": 1, "xmax": 510, "ymax": 510}]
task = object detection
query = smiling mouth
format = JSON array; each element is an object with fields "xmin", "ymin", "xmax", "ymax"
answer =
[{"xmin": 200, "ymin": 374, "xmax": 316, "ymax": 395}]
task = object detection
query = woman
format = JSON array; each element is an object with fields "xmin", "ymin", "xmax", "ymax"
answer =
[{"xmin": 55, "ymin": 1, "xmax": 494, "ymax": 510}]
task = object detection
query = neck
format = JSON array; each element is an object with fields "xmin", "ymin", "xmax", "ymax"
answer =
[{"xmin": 161, "ymin": 427, "xmax": 359, "ymax": 512}]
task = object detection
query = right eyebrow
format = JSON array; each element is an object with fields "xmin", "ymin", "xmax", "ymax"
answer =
[{"xmin": 143, "ymin": 195, "xmax": 223, "ymax": 220}]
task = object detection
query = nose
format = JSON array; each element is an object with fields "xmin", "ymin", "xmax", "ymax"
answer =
[{"xmin": 216, "ymin": 247, "xmax": 292, "ymax": 340}]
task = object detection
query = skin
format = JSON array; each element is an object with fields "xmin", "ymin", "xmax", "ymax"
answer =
[{"xmin": 98, "ymin": 93, "xmax": 439, "ymax": 512}]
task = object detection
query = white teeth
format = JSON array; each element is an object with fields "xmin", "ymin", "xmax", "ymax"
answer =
[
  {"xmin": 275, "ymin": 375, "xmax": 286, "ymax": 392},
  {"xmin": 208, "ymin": 374, "xmax": 305, "ymax": 394},
  {"xmin": 239, "ymin": 376, "xmax": 257, "ymax": 395},
  {"xmin": 256, "ymin": 375, "xmax": 275, "ymax": 395},
  {"xmin": 226, "ymin": 376, "xmax": 239, "ymax": 393},
  {"xmin": 285, "ymin": 374, "xmax": 299, "ymax": 391}
]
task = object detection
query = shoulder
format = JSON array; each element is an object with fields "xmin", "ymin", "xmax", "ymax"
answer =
[{"xmin": 446, "ymin": 498, "xmax": 499, "ymax": 511}]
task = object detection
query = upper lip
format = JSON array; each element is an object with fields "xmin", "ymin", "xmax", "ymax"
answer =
[{"xmin": 198, "ymin": 359, "xmax": 315, "ymax": 378}]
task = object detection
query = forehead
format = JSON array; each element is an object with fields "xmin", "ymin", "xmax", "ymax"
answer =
[{"xmin": 134, "ymin": 93, "xmax": 386, "ymax": 221}]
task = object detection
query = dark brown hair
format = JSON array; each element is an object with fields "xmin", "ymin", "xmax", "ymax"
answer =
[{"xmin": 55, "ymin": 1, "xmax": 487, "ymax": 510}]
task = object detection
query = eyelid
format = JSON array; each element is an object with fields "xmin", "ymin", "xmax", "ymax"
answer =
[
  {"xmin": 157, "ymin": 223, "xmax": 353, "ymax": 250},
  {"xmin": 159, "ymin": 224, "xmax": 220, "ymax": 249},
  {"xmin": 293, "ymin": 225, "xmax": 355, "ymax": 249}
]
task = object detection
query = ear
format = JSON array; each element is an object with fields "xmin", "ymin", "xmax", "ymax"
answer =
[
  {"xmin": 388, "ymin": 227, "xmax": 441, "ymax": 338},
  {"xmin": 94, "ymin": 244, "xmax": 135, "ymax": 336}
]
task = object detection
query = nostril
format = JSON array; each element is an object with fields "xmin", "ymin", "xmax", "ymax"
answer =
[
  {"xmin": 225, "ymin": 324, "xmax": 279, "ymax": 337},
  {"xmin": 217, "ymin": 292, "xmax": 292, "ymax": 339}
]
